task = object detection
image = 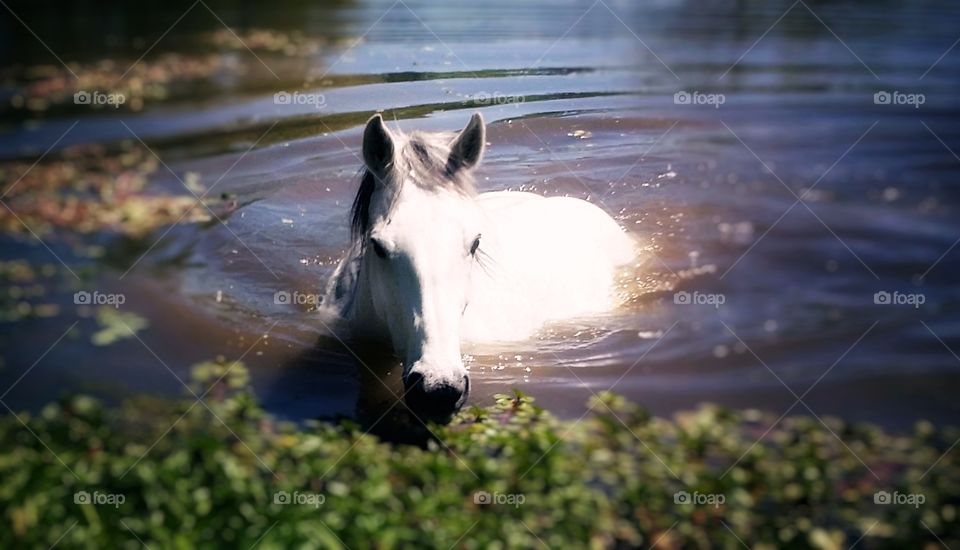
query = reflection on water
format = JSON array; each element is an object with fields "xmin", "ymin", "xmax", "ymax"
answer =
[{"xmin": 1, "ymin": 0, "xmax": 960, "ymax": 429}]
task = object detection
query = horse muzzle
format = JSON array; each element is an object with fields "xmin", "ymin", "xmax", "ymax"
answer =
[{"xmin": 402, "ymin": 370, "xmax": 469, "ymax": 422}]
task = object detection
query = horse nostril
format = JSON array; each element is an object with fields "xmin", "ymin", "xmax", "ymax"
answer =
[
  {"xmin": 403, "ymin": 372, "xmax": 466, "ymax": 421},
  {"xmin": 405, "ymin": 372, "xmax": 426, "ymax": 395}
]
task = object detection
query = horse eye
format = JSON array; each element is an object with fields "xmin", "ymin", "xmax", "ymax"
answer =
[
  {"xmin": 370, "ymin": 238, "xmax": 388, "ymax": 259},
  {"xmin": 470, "ymin": 236, "xmax": 481, "ymax": 256}
]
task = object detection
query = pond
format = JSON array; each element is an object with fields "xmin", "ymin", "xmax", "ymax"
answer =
[{"xmin": 1, "ymin": 0, "xmax": 959, "ymax": 430}]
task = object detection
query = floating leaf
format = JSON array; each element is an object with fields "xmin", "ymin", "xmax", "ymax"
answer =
[{"xmin": 91, "ymin": 307, "xmax": 148, "ymax": 346}]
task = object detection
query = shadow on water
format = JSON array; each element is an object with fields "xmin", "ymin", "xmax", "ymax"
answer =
[{"xmin": 269, "ymin": 333, "xmax": 440, "ymax": 446}]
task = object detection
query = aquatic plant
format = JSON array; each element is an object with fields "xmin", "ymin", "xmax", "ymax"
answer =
[
  {"xmin": 0, "ymin": 145, "xmax": 217, "ymax": 238},
  {"xmin": 0, "ymin": 361, "xmax": 956, "ymax": 548},
  {"xmin": 2, "ymin": 28, "xmax": 342, "ymax": 117}
]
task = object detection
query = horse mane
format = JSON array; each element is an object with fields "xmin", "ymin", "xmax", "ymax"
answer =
[
  {"xmin": 350, "ymin": 169, "xmax": 377, "ymax": 239},
  {"xmin": 350, "ymin": 129, "xmax": 477, "ymax": 242}
]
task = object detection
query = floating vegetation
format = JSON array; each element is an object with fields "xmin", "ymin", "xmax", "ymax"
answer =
[
  {"xmin": 0, "ymin": 260, "xmax": 62, "ymax": 322},
  {"xmin": 90, "ymin": 307, "xmax": 148, "ymax": 346},
  {"xmin": 6, "ymin": 54, "xmax": 226, "ymax": 114},
  {"xmin": 203, "ymin": 28, "xmax": 334, "ymax": 57},
  {"xmin": 1, "ymin": 28, "xmax": 347, "ymax": 118},
  {"xmin": 0, "ymin": 144, "xmax": 226, "ymax": 238},
  {"xmin": 0, "ymin": 362, "xmax": 956, "ymax": 548}
]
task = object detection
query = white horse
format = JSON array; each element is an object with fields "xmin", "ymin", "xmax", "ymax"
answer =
[{"xmin": 325, "ymin": 113, "xmax": 634, "ymax": 419}]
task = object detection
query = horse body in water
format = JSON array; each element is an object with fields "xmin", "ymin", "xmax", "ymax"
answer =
[{"xmin": 325, "ymin": 113, "xmax": 634, "ymax": 419}]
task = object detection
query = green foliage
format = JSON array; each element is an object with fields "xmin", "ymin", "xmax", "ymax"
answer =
[
  {"xmin": 0, "ymin": 361, "xmax": 957, "ymax": 549},
  {"xmin": 91, "ymin": 308, "xmax": 148, "ymax": 346}
]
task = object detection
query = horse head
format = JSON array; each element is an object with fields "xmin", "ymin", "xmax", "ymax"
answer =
[{"xmin": 350, "ymin": 113, "xmax": 487, "ymax": 420}]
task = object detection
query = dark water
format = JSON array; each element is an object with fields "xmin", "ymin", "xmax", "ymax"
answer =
[{"xmin": 2, "ymin": 0, "xmax": 959, "ymax": 430}]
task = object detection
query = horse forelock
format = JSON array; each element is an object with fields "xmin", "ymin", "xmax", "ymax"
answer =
[{"xmin": 350, "ymin": 128, "xmax": 477, "ymax": 243}]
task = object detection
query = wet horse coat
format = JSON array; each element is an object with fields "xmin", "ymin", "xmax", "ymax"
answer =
[{"xmin": 326, "ymin": 113, "xmax": 634, "ymax": 418}]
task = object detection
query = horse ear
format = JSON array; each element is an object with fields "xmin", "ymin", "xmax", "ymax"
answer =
[
  {"xmin": 448, "ymin": 113, "xmax": 485, "ymax": 173},
  {"xmin": 363, "ymin": 113, "xmax": 395, "ymax": 174}
]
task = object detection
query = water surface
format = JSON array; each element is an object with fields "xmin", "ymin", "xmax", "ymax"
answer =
[{"xmin": 2, "ymin": 0, "xmax": 959, "ymax": 430}]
